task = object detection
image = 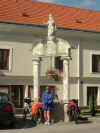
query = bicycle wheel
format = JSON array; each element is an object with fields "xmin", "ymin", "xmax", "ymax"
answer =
[
  {"xmin": 71, "ymin": 110, "xmax": 75, "ymax": 121},
  {"xmin": 74, "ymin": 110, "xmax": 78, "ymax": 124},
  {"xmin": 23, "ymin": 109, "xmax": 27, "ymax": 121},
  {"xmin": 68, "ymin": 111, "xmax": 73, "ymax": 121},
  {"xmin": 31, "ymin": 114, "xmax": 38, "ymax": 125},
  {"xmin": 38, "ymin": 109, "xmax": 44, "ymax": 123}
]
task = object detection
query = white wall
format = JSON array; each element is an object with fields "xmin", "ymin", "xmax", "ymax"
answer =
[
  {"xmin": 1, "ymin": 24, "xmax": 100, "ymax": 106},
  {"xmin": 0, "ymin": 41, "xmax": 33, "ymax": 76},
  {"xmin": 81, "ymin": 39, "xmax": 100, "ymax": 77}
]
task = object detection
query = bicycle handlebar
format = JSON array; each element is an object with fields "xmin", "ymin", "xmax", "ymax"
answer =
[{"xmin": 64, "ymin": 103, "xmax": 70, "ymax": 104}]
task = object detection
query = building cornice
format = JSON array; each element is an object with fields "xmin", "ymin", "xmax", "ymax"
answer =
[{"xmin": 0, "ymin": 21, "xmax": 100, "ymax": 34}]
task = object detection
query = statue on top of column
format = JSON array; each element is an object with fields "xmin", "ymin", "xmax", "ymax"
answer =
[{"xmin": 47, "ymin": 14, "xmax": 56, "ymax": 41}]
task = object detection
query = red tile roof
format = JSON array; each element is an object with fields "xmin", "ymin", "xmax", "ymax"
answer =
[{"xmin": 0, "ymin": 0, "xmax": 100, "ymax": 32}]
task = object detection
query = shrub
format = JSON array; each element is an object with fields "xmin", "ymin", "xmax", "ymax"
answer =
[{"xmin": 89, "ymin": 96, "xmax": 97, "ymax": 112}]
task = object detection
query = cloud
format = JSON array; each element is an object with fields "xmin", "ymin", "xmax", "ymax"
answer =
[
  {"xmin": 33, "ymin": 0, "xmax": 76, "ymax": 6},
  {"xmin": 34, "ymin": 0, "xmax": 57, "ymax": 3},
  {"xmin": 80, "ymin": 0, "xmax": 96, "ymax": 7}
]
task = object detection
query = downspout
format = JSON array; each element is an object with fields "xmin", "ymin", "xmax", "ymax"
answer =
[{"xmin": 77, "ymin": 42, "xmax": 81, "ymax": 106}]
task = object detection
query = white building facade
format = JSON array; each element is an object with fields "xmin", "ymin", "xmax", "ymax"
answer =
[{"xmin": 0, "ymin": 20, "xmax": 100, "ymax": 108}]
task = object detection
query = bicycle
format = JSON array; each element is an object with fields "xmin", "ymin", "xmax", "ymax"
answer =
[
  {"xmin": 67, "ymin": 99, "xmax": 80, "ymax": 123},
  {"xmin": 23, "ymin": 98, "xmax": 44, "ymax": 125},
  {"xmin": 71, "ymin": 105, "xmax": 80, "ymax": 123},
  {"xmin": 23, "ymin": 97, "xmax": 33, "ymax": 121}
]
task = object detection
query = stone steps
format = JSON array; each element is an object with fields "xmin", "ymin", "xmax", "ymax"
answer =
[{"xmin": 15, "ymin": 108, "xmax": 24, "ymax": 114}]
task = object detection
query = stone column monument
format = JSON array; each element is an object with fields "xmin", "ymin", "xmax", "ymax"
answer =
[{"xmin": 32, "ymin": 14, "xmax": 72, "ymax": 121}]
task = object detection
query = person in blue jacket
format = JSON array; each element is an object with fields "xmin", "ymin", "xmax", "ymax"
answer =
[{"xmin": 42, "ymin": 86, "xmax": 54, "ymax": 125}]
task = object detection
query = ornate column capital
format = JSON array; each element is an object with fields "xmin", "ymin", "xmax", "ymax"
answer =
[
  {"xmin": 32, "ymin": 57, "xmax": 41, "ymax": 64},
  {"xmin": 61, "ymin": 56, "xmax": 71, "ymax": 61}
]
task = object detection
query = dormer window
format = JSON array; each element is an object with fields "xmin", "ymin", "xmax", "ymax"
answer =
[
  {"xmin": 22, "ymin": 12, "xmax": 29, "ymax": 17},
  {"xmin": 75, "ymin": 19, "xmax": 82, "ymax": 23}
]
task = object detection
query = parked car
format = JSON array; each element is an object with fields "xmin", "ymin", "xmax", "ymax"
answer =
[{"xmin": 0, "ymin": 92, "xmax": 16, "ymax": 126}]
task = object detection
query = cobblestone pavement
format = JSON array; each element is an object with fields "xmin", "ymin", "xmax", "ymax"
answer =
[{"xmin": 0, "ymin": 115, "xmax": 100, "ymax": 133}]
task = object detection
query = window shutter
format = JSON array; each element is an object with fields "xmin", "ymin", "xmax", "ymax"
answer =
[
  {"xmin": 92, "ymin": 55, "xmax": 95, "ymax": 72},
  {"xmin": 98, "ymin": 56, "xmax": 100, "ymax": 72}
]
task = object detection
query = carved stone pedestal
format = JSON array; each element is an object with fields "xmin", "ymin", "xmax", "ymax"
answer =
[{"xmin": 64, "ymin": 103, "xmax": 69, "ymax": 122}]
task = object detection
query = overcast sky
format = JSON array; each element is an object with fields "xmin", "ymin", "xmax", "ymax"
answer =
[{"xmin": 32, "ymin": 0, "xmax": 100, "ymax": 11}]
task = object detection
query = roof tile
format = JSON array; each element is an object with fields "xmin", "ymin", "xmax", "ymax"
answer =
[{"xmin": 0, "ymin": 0, "xmax": 100, "ymax": 32}]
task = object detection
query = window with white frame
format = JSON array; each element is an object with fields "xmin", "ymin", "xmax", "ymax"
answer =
[{"xmin": 0, "ymin": 49, "xmax": 9, "ymax": 70}]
